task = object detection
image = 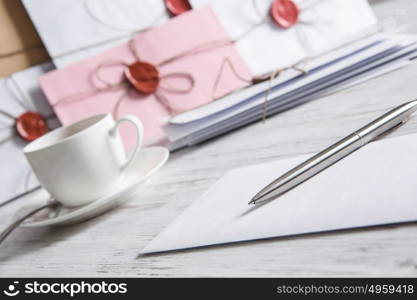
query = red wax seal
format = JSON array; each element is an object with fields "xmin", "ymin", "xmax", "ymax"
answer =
[
  {"xmin": 270, "ymin": 0, "xmax": 299, "ymax": 29},
  {"xmin": 125, "ymin": 61, "xmax": 160, "ymax": 94},
  {"xmin": 165, "ymin": 0, "xmax": 192, "ymax": 16},
  {"xmin": 15, "ymin": 112, "xmax": 48, "ymax": 142}
]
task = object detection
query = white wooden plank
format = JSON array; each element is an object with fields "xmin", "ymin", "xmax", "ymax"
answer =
[{"xmin": 1, "ymin": 0, "xmax": 417, "ymax": 277}]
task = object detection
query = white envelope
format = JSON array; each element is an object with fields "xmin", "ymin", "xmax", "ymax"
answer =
[
  {"xmin": 165, "ymin": 36, "xmax": 403, "ymax": 141},
  {"xmin": 22, "ymin": 0, "xmax": 169, "ymax": 68},
  {"xmin": 0, "ymin": 63, "xmax": 59, "ymax": 204},
  {"xmin": 169, "ymin": 33, "xmax": 385, "ymax": 125},
  {"xmin": 187, "ymin": 38, "xmax": 417, "ymax": 143},
  {"xmin": 164, "ymin": 34, "xmax": 417, "ymax": 149},
  {"xmin": 143, "ymin": 132, "xmax": 417, "ymax": 254},
  {"xmin": 190, "ymin": 0, "xmax": 378, "ymax": 75}
]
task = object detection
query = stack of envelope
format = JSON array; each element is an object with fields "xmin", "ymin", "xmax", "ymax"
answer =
[
  {"xmin": 165, "ymin": 32, "xmax": 417, "ymax": 150},
  {"xmin": 39, "ymin": 7, "xmax": 252, "ymax": 147},
  {"xmin": 162, "ymin": 0, "xmax": 417, "ymax": 150},
  {"xmin": 19, "ymin": 0, "xmax": 417, "ymax": 151}
]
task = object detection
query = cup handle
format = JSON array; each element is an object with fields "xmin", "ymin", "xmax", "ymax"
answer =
[{"xmin": 109, "ymin": 115, "xmax": 144, "ymax": 171}]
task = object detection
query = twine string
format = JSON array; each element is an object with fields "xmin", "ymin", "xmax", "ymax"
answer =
[
  {"xmin": 262, "ymin": 68, "xmax": 282, "ymax": 122},
  {"xmin": 111, "ymin": 89, "xmax": 131, "ymax": 120},
  {"xmin": 2, "ymin": 76, "xmax": 57, "ymax": 124},
  {"xmin": 156, "ymin": 39, "xmax": 234, "ymax": 67},
  {"xmin": 261, "ymin": 61, "xmax": 309, "ymax": 122},
  {"xmin": 0, "ymin": 79, "xmax": 19, "ymax": 144},
  {"xmin": 0, "ymin": 110, "xmax": 15, "ymax": 124},
  {"xmin": 54, "ymin": 36, "xmax": 240, "ymax": 116},
  {"xmin": 0, "ymin": 77, "xmax": 32, "ymax": 130},
  {"xmin": 159, "ymin": 73, "xmax": 195, "ymax": 93},
  {"xmin": 252, "ymin": 0, "xmax": 267, "ymax": 20},
  {"xmin": 0, "ymin": 77, "xmax": 46, "ymax": 143},
  {"xmin": 6, "ymin": 77, "xmax": 34, "ymax": 111},
  {"xmin": 154, "ymin": 91, "xmax": 180, "ymax": 114},
  {"xmin": 242, "ymin": 0, "xmax": 332, "ymax": 58},
  {"xmin": 93, "ymin": 43, "xmax": 196, "ymax": 114},
  {"xmin": 0, "ymin": 77, "xmax": 50, "ymax": 201},
  {"xmin": 93, "ymin": 59, "xmax": 129, "ymax": 88},
  {"xmin": 0, "ymin": 136, "xmax": 12, "ymax": 146},
  {"xmin": 211, "ymin": 57, "xmax": 253, "ymax": 101},
  {"xmin": 233, "ymin": 0, "xmax": 334, "ymax": 121},
  {"xmin": 52, "ymin": 59, "xmax": 130, "ymax": 111}
]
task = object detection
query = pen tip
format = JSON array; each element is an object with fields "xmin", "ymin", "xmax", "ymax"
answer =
[{"xmin": 248, "ymin": 198, "xmax": 257, "ymax": 205}]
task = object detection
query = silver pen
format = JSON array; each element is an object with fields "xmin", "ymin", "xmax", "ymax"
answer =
[{"xmin": 250, "ymin": 99, "xmax": 417, "ymax": 205}]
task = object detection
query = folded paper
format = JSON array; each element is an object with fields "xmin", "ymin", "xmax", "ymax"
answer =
[
  {"xmin": 143, "ymin": 133, "xmax": 417, "ymax": 254},
  {"xmin": 40, "ymin": 7, "xmax": 252, "ymax": 147},
  {"xmin": 190, "ymin": 0, "xmax": 378, "ymax": 75}
]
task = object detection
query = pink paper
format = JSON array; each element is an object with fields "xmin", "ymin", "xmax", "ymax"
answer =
[{"xmin": 40, "ymin": 7, "xmax": 252, "ymax": 148}]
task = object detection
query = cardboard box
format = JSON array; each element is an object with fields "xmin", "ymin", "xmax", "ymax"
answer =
[{"xmin": 0, "ymin": 0, "xmax": 49, "ymax": 77}]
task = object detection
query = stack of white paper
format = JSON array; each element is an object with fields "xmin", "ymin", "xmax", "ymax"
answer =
[
  {"xmin": 165, "ymin": 33, "xmax": 417, "ymax": 150},
  {"xmin": 143, "ymin": 132, "xmax": 417, "ymax": 254}
]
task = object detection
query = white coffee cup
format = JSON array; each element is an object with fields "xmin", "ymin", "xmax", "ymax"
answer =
[{"xmin": 24, "ymin": 114, "xmax": 143, "ymax": 207}]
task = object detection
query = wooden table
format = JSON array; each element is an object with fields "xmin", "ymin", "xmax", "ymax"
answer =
[{"xmin": 1, "ymin": 0, "xmax": 417, "ymax": 277}]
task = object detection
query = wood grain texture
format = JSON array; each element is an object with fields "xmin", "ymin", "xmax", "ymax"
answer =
[{"xmin": 1, "ymin": 0, "xmax": 417, "ymax": 277}]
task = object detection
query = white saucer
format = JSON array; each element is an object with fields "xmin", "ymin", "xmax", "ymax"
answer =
[{"xmin": 17, "ymin": 146, "xmax": 169, "ymax": 227}]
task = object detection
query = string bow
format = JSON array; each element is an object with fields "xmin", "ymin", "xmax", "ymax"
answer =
[{"xmin": 55, "ymin": 38, "xmax": 197, "ymax": 118}]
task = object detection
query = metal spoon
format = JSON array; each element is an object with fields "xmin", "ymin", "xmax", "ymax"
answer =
[
  {"xmin": 0, "ymin": 198, "xmax": 60, "ymax": 245},
  {"xmin": 0, "ymin": 186, "xmax": 41, "ymax": 209}
]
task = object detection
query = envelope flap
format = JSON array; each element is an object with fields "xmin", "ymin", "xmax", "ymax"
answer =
[{"xmin": 143, "ymin": 133, "xmax": 417, "ymax": 254}]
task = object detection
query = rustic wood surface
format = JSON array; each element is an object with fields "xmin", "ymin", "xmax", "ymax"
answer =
[{"xmin": 1, "ymin": 0, "xmax": 417, "ymax": 277}]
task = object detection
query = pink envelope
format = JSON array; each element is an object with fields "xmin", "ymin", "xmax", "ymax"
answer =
[{"xmin": 40, "ymin": 7, "xmax": 252, "ymax": 148}]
